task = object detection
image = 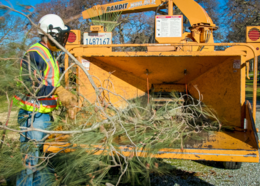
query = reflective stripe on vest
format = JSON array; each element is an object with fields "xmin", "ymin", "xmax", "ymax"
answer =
[
  {"xmin": 27, "ymin": 43, "xmax": 60, "ymax": 87},
  {"xmin": 13, "ymin": 94, "xmax": 59, "ymax": 113},
  {"xmin": 14, "ymin": 43, "xmax": 60, "ymax": 113}
]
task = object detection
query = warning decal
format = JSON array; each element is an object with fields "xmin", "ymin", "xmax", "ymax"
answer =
[{"xmin": 156, "ymin": 15, "xmax": 182, "ymax": 38}]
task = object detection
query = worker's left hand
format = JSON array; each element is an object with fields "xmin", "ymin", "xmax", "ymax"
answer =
[{"xmin": 54, "ymin": 86, "xmax": 78, "ymax": 119}]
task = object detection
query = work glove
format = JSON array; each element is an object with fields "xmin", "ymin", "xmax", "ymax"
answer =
[
  {"xmin": 67, "ymin": 100, "xmax": 78, "ymax": 120},
  {"xmin": 54, "ymin": 86, "xmax": 78, "ymax": 119}
]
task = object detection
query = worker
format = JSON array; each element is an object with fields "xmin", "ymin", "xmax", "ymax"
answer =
[{"xmin": 13, "ymin": 14, "xmax": 77, "ymax": 186}]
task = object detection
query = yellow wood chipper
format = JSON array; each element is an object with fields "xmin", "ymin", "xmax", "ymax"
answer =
[{"xmin": 44, "ymin": 0, "xmax": 260, "ymax": 169}]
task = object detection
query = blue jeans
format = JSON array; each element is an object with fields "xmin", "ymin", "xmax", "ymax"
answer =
[{"xmin": 16, "ymin": 109, "xmax": 53, "ymax": 186}]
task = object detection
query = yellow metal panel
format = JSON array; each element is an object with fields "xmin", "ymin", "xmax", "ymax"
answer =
[
  {"xmin": 66, "ymin": 46, "xmax": 249, "ymax": 122},
  {"xmin": 147, "ymin": 42, "xmax": 200, "ymax": 52},
  {"xmin": 225, "ymin": 44, "xmax": 260, "ymax": 61},
  {"xmin": 147, "ymin": 46, "xmax": 180, "ymax": 52},
  {"xmin": 82, "ymin": 0, "xmax": 163, "ymax": 19},
  {"xmin": 241, "ymin": 56, "xmax": 246, "ymax": 127},
  {"xmin": 196, "ymin": 131, "xmax": 255, "ymax": 150},
  {"xmin": 44, "ymin": 144, "xmax": 259, "ymax": 162},
  {"xmin": 224, "ymin": 44, "xmax": 260, "ymax": 120},
  {"xmin": 73, "ymin": 47, "xmax": 112, "ymax": 56},
  {"xmin": 68, "ymin": 49, "xmax": 248, "ymax": 125},
  {"xmin": 172, "ymin": 0, "xmax": 214, "ymax": 26},
  {"xmin": 188, "ymin": 56, "xmax": 242, "ymax": 127},
  {"xmin": 246, "ymin": 101, "xmax": 259, "ymax": 149},
  {"xmin": 77, "ymin": 57, "xmax": 146, "ymax": 108},
  {"xmin": 88, "ymin": 56, "xmax": 230, "ymax": 86},
  {"xmin": 116, "ymin": 131, "xmax": 257, "ymax": 151},
  {"xmin": 77, "ymin": 49, "xmax": 246, "ymax": 57},
  {"xmin": 44, "ymin": 130, "xmax": 259, "ymax": 162}
]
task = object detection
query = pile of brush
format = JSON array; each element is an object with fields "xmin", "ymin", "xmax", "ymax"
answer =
[
  {"xmin": 0, "ymin": 79, "xmax": 221, "ymax": 186},
  {"xmin": 40, "ymin": 88, "xmax": 221, "ymax": 186}
]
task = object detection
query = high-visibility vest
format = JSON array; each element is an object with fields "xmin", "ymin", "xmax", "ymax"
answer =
[{"xmin": 13, "ymin": 43, "xmax": 60, "ymax": 113}]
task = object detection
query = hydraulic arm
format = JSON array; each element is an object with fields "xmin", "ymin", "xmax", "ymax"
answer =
[{"xmin": 82, "ymin": 0, "xmax": 216, "ymax": 28}]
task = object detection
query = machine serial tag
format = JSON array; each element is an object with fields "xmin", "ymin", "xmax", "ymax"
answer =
[{"xmin": 83, "ymin": 32, "xmax": 112, "ymax": 45}]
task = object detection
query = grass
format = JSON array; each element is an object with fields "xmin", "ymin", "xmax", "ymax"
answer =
[
  {"xmin": 0, "ymin": 95, "xmax": 19, "ymax": 140},
  {"xmin": 0, "ymin": 95, "xmax": 18, "ymax": 113},
  {"xmin": 0, "ymin": 95, "xmax": 9, "ymax": 113},
  {"xmin": 245, "ymin": 75, "xmax": 260, "ymax": 101}
]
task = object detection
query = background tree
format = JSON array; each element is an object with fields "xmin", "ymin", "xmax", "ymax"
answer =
[
  {"xmin": 224, "ymin": 0, "xmax": 260, "ymax": 70},
  {"xmin": 0, "ymin": 11, "xmax": 31, "ymax": 98},
  {"xmin": 225, "ymin": 0, "xmax": 260, "ymax": 43}
]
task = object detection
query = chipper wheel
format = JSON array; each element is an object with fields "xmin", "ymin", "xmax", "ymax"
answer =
[{"xmin": 223, "ymin": 162, "xmax": 242, "ymax": 169}]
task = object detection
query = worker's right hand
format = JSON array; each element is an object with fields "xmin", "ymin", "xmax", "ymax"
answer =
[{"xmin": 54, "ymin": 86, "xmax": 78, "ymax": 118}]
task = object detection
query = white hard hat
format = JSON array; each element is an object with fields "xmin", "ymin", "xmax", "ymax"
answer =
[{"xmin": 38, "ymin": 14, "xmax": 68, "ymax": 35}]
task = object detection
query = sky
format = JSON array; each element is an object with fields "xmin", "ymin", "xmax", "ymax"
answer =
[
  {"xmin": 5, "ymin": 0, "xmax": 226, "ymax": 10},
  {"xmin": 1, "ymin": 0, "xmax": 46, "ymax": 15},
  {"xmin": 2, "ymin": 0, "xmax": 227, "ymax": 42},
  {"xmin": 1, "ymin": 0, "xmax": 50, "ymax": 15},
  {"xmin": 3, "ymin": 0, "xmax": 227, "ymax": 24},
  {"xmin": 7, "ymin": 0, "xmax": 49, "ymax": 7},
  {"xmin": 3, "ymin": 0, "xmax": 227, "ymax": 18}
]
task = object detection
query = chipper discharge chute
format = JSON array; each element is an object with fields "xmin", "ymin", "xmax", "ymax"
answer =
[{"xmin": 44, "ymin": 0, "xmax": 260, "ymax": 169}]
